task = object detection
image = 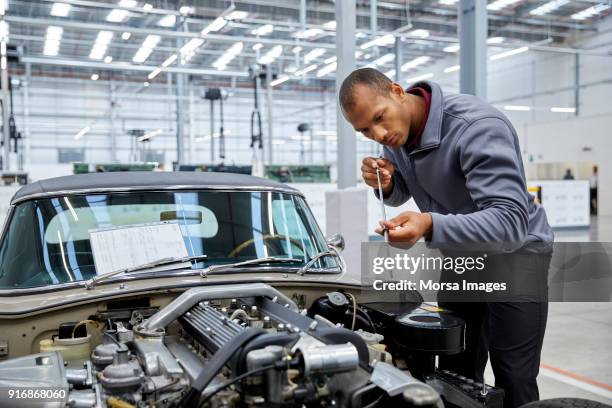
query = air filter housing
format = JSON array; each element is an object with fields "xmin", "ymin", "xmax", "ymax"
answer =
[{"xmin": 362, "ymin": 302, "xmax": 465, "ymax": 355}]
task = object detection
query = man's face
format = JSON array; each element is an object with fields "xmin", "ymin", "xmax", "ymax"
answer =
[{"xmin": 342, "ymin": 83, "xmax": 411, "ymax": 148}]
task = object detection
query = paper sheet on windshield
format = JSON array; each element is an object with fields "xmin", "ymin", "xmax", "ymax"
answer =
[{"xmin": 89, "ymin": 221, "xmax": 190, "ymax": 276}]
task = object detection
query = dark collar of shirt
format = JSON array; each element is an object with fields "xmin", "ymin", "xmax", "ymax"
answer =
[{"xmin": 404, "ymin": 85, "xmax": 432, "ymax": 150}]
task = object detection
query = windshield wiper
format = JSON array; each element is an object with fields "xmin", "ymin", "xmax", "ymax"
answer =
[
  {"xmin": 297, "ymin": 249, "xmax": 344, "ymax": 276},
  {"xmin": 200, "ymin": 257, "xmax": 303, "ymax": 278},
  {"xmin": 85, "ymin": 254, "xmax": 208, "ymax": 289}
]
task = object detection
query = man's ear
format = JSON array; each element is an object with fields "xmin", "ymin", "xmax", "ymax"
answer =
[{"xmin": 390, "ymin": 82, "xmax": 405, "ymax": 99}]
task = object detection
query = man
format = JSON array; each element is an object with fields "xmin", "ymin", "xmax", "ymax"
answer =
[
  {"xmin": 590, "ymin": 165, "xmax": 598, "ymax": 214},
  {"xmin": 339, "ymin": 68, "xmax": 553, "ymax": 408}
]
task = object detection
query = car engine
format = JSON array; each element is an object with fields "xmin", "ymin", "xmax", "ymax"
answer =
[{"xmin": 0, "ymin": 283, "xmax": 503, "ymax": 408}]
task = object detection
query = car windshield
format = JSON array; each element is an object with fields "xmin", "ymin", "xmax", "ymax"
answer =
[{"xmin": 0, "ymin": 190, "xmax": 338, "ymax": 289}]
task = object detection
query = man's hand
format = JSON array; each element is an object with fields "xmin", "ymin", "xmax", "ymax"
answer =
[
  {"xmin": 361, "ymin": 157, "xmax": 394, "ymax": 194},
  {"xmin": 375, "ymin": 211, "xmax": 433, "ymax": 245}
]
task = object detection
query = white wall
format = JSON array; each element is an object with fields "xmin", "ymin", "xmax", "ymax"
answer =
[{"xmin": 519, "ymin": 112, "xmax": 612, "ymax": 216}]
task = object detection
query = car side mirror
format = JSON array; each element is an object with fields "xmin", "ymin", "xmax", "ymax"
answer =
[{"xmin": 326, "ymin": 233, "xmax": 345, "ymax": 252}]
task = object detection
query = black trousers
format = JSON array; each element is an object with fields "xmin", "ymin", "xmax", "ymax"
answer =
[
  {"xmin": 438, "ymin": 251, "xmax": 551, "ymax": 408},
  {"xmin": 438, "ymin": 301, "xmax": 548, "ymax": 408},
  {"xmin": 590, "ymin": 187, "xmax": 598, "ymax": 214}
]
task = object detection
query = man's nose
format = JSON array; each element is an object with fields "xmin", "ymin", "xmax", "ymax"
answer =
[{"xmin": 372, "ymin": 127, "xmax": 388, "ymax": 143}]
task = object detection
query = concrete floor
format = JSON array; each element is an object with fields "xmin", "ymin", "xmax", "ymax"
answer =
[{"xmin": 484, "ymin": 216, "xmax": 612, "ymax": 405}]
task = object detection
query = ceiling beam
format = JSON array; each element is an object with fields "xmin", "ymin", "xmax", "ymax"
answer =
[
  {"xmin": 5, "ymin": 15, "xmax": 336, "ymax": 49},
  {"xmin": 20, "ymin": 56, "xmax": 250, "ymax": 77}
]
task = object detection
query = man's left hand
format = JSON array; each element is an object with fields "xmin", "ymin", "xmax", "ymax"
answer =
[{"xmin": 375, "ymin": 211, "xmax": 433, "ymax": 245}]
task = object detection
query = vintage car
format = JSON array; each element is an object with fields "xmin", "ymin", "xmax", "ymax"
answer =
[{"xmin": 0, "ymin": 172, "xmax": 603, "ymax": 408}]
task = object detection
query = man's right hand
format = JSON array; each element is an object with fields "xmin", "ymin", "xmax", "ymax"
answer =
[{"xmin": 361, "ymin": 157, "xmax": 394, "ymax": 195}]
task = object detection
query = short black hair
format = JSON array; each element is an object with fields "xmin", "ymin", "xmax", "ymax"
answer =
[{"xmin": 339, "ymin": 68, "xmax": 393, "ymax": 112}]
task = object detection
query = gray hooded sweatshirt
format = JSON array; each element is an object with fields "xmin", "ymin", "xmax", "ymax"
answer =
[{"xmin": 378, "ymin": 81, "xmax": 553, "ymax": 252}]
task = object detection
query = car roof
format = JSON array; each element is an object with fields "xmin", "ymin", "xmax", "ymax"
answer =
[{"xmin": 11, "ymin": 171, "xmax": 300, "ymax": 205}]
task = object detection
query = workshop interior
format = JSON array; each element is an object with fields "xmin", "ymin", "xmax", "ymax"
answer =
[{"xmin": 0, "ymin": 0, "xmax": 609, "ymax": 407}]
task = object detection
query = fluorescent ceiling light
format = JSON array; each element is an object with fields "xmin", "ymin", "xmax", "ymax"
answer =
[
  {"xmin": 143, "ymin": 3, "xmax": 153, "ymax": 12},
  {"xmin": 226, "ymin": 10, "xmax": 248, "ymax": 20},
  {"xmin": 0, "ymin": 20, "xmax": 8, "ymax": 41},
  {"xmin": 121, "ymin": 31, "xmax": 131, "ymax": 40},
  {"xmin": 46, "ymin": 26, "xmax": 63, "ymax": 41},
  {"xmin": 106, "ymin": 9, "xmax": 128, "ymax": 22},
  {"xmin": 571, "ymin": 3, "xmax": 610, "ymax": 19},
  {"xmin": 74, "ymin": 126, "xmax": 90, "ymax": 140},
  {"xmin": 304, "ymin": 48, "xmax": 326, "ymax": 63},
  {"xmin": 132, "ymin": 35, "xmax": 160, "ymax": 63},
  {"xmin": 142, "ymin": 35, "xmax": 161, "ymax": 48},
  {"xmin": 401, "ymin": 56, "xmax": 430, "ymax": 71},
  {"xmin": 315, "ymin": 130, "xmax": 336, "ymax": 136},
  {"xmin": 258, "ymin": 45, "xmax": 283, "ymax": 65},
  {"xmin": 43, "ymin": 41, "xmax": 60, "ymax": 56},
  {"xmin": 284, "ymin": 65, "xmax": 298, "ymax": 73},
  {"xmin": 385, "ymin": 69, "xmax": 396, "ymax": 78},
  {"xmin": 158, "ymin": 14, "xmax": 176, "ymax": 27},
  {"xmin": 143, "ymin": 81, "xmax": 150, "ymax": 87},
  {"xmin": 439, "ymin": 0, "xmax": 458, "ymax": 4},
  {"xmin": 272, "ymin": 140, "xmax": 286, "ymax": 145},
  {"xmin": 251, "ymin": 24, "xmax": 274, "ymax": 36},
  {"xmin": 137, "ymin": 128, "xmax": 162, "ymax": 142},
  {"xmin": 201, "ymin": 17, "xmax": 227, "ymax": 35},
  {"xmin": 44, "ymin": 26, "xmax": 63, "ymax": 56},
  {"xmin": 213, "ymin": 42, "xmax": 244, "ymax": 70},
  {"xmin": 360, "ymin": 33, "xmax": 395, "ymax": 49},
  {"xmin": 529, "ymin": 0, "xmax": 569, "ymax": 15},
  {"xmin": 0, "ymin": 0, "xmax": 7, "ymax": 16},
  {"xmin": 487, "ymin": 0, "xmax": 522, "ymax": 11},
  {"xmin": 227, "ymin": 42, "xmax": 244, "ymax": 54},
  {"xmin": 106, "ymin": 1, "xmax": 136, "ymax": 23},
  {"xmin": 490, "ymin": 46, "xmax": 528, "ymax": 61},
  {"xmin": 324, "ymin": 56, "xmax": 337, "ymax": 64},
  {"xmin": 197, "ymin": 131, "xmax": 229, "ymax": 140},
  {"xmin": 322, "ymin": 21, "xmax": 336, "ymax": 30},
  {"xmin": 161, "ymin": 54, "xmax": 177, "ymax": 67},
  {"xmin": 487, "ymin": 37, "xmax": 505, "ymax": 44},
  {"xmin": 316, "ymin": 61, "xmax": 337, "ymax": 77},
  {"xmin": 179, "ymin": 6, "xmax": 194, "ymax": 15},
  {"xmin": 443, "ymin": 44, "xmax": 460, "ymax": 53},
  {"xmin": 252, "ymin": 43, "xmax": 263, "ymax": 50},
  {"xmin": 271, "ymin": 75, "xmax": 290, "ymax": 87},
  {"xmin": 90, "ymin": 73, "xmax": 99, "ymax": 80},
  {"xmin": 294, "ymin": 28, "xmax": 323, "ymax": 39},
  {"xmin": 294, "ymin": 64, "xmax": 318, "ymax": 76},
  {"xmin": 89, "ymin": 30, "xmax": 113, "ymax": 60},
  {"xmin": 148, "ymin": 67, "xmax": 162, "ymax": 79},
  {"xmin": 371, "ymin": 53, "xmax": 395, "ymax": 66},
  {"xmin": 504, "ymin": 105, "xmax": 530, "ymax": 111},
  {"xmin": 182, "ymin": 52, "xmax": 197, "ymax": 63},
  {"xmin": 292, "ymin": 46, "xmax": 302, "ymax": 53},
  {"xmin": 50, "ymin": 2, "xmax": 71, "ymax": 17},
  {"xmin": 409, "ymin": 29, "xmax": 429, "ymax": 38},
  {"xmin": 180, "ymin": 38, "xmax": 204, "ymax": 55},
  {"xmin": 550, "ymin": 107, "xmax": 576, "ymax": 113},
  {"xmin": 89, "ymin": 44, "xmax": 106, "ymax": 60},
  {"xmin": 406, "ymin": 73, "xmax": 434, "ymax": 83},
  {"xmin": 104, "ymin": 55, "xmax": 112, "ymax": 63},
  {"xmin": 444, "ymin": 65, "xmax": 460, "ymax": 73}
]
